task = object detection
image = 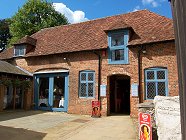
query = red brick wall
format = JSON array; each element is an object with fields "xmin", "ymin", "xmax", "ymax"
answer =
[{"xmin": 11, "ymin": 41, "xmax": 178, "ymax": 117}]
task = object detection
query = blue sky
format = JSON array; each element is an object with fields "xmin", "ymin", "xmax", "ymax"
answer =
[{"xmin": 0, "ymin": 0, "xmax": 172, "ymax": 23}]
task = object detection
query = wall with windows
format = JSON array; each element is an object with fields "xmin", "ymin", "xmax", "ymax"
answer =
[
  {"xmin": 11, "ymin": 41, "xmax": 178, "ymax": 117},
  {"xmin": 13, "ymin": 51, "xmax": 99, "ymax": 115},
  {"xmin": 141, "ymin": 42, "xmax": 178, "ymax": 103}
]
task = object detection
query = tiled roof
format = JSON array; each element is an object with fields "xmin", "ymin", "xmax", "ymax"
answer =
[
  {"xmin": 0, "ymin": 60, "xmax": 31, "ymax": 76},
  {"xmin": 13, "ymin": 35, "xmax": 37, "ymax": 46},
  {"xmin": 0, "ymin": 10, "xmax": 174, "ymax": 59}
]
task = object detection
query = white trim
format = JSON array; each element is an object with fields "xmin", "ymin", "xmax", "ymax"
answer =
[
  {"xmin": 16, "ymin": 66, "xmax": 33, "ymax": 76},
  {"xmin": 34, "ymin": 70, "xmax": 69, "ymax": 74}
]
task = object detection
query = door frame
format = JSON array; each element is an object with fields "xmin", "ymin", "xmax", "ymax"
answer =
[{"xmin": 34, "ymin": 72, "xmax": 69, "ymax": 112}]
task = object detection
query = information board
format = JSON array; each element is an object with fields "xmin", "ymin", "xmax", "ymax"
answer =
[
  {"xmin": 131, "ymin": 83, "xmax": 138, "ymax": 97},
  {"xmin": 100, "ymin": 85, "xmax": 106, "ymax": 97}
]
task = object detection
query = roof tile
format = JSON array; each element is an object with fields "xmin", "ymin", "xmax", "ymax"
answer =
[{"xmin": 0, "ymin": 10, "xmax": 174, "ymax": 59}]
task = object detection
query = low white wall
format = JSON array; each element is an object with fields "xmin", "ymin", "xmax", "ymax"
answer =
[{"xmin": 154, "ymin": 96, "xmax": 181, "ymax": 140}]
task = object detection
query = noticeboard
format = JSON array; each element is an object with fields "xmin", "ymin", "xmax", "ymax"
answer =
[
  {"xmin": 100, "ymin": 85, "xmax": 106, "ymax": 97},
  {"xmin": 131, "ymin": 83, "xmax": 138, "ymax": 97}
]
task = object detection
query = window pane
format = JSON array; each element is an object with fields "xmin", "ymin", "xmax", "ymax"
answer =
[
  {"xmin": 111, "ymin": 49, "xmax": 124, "ymax": 61},
  {"xmin": 157, "ymin": 71, "xmax": 165, "ymax": 79},
  {"xmin": 15, "ymin": 48, "xmax": 19, "ymax": 56},
  {"xmin": 147, "ymin": 82, "xmax": 156, "ymax": 99},
  {"xmin": 38, "ymin": 77, "xmax": 49, "ymax": 107},
  {"xmin": 80, "ymin": 83, "xmax": 87, "ymax": 97},
  {"xmin": 111, "ymin": 33, "xmax": 124, "ymax": 46},
  {"xmin": 19, "ymin": 47, "xmax": 25, "ymax": 55},
  {"xmin": 147, "ymin": 71, "xmax": 154, "ymax": 80},
  {"xmin": 88, "ymin": 73, "xmax": 94, "ymax": 81},
  {"xmin": 81, "ymin": 73, "xmax": 86, "ymax": 81},
  {"xmin": 157, "ymin": 82, "xmax": 166, "ymax": 96},
  {"xmin": 53, "ymin": 76, "xmax": 65, "ymax": 108},
  {"xmin": 88, "ymin": 83, "xmax": 94, "ymax": 97}
]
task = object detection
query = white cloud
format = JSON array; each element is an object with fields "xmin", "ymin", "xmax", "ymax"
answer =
[
  {"xmin": 142, "ymin": 0, "xmax": 159, "ymax": 7},
  {"xmin": 53, "ymin": 3, "xmax": 89, "ymax": 24},
  {"xmin": 132, "ymin": 6, "xmax": 140, "ymax": 12}
]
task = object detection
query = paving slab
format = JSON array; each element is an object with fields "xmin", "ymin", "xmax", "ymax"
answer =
[{"xmin": 0, "ymin": 111, "xmax": 138, "ymax": 140}]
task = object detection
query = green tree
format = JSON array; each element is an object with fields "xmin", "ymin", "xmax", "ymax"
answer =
[
  {"xmin": 9, "ymin": 0, "xmax": 68, "ymax": 44},
  {"xmin": 0, "ymin": 19, "xmax": 11, "ymax": 52}
]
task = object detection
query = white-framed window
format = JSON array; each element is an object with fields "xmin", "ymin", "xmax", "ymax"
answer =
[
  {"xmin": 79, "ymin": 70, "xmax": 95, "ymax": 98},
  {"xmin": 145, "ymin": 67, "xmax": 168, "ymax": 100},
  {"xmin": 14, "ymin": 45, "xmax": 26, "ymax": 57}
]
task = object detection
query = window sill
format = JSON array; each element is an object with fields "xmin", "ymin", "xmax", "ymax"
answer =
[
  {"xmin": 13, "ymin": 55, "xmax": 25, "ymax": 58},
  {"xmin": 108, "ymin": 61, "xmax": 129, "ymax": 65}
]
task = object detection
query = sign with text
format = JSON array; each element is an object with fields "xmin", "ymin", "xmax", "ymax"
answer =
[
  {"xmin": 131, "ymin": 83, "xmax": 138, "ymax": 97},
  {"xmin": 92, "ymin": 101, "xmax": 101, "ymax": 117},
  {"xmin": 139, "ymin": 113, "xmax": 152, "ymax": 140},
  {"xmin": 100, "ymin": 85, "xmax": 106, "ymax": 97}
]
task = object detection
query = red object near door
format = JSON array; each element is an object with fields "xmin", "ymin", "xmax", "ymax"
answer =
[
  {"xmin": 139, "ymin": 112, "xmax": 152, "ymax": 140},
  {"xmin": 92, "ymin": 101, "xmax": 101, "ymax": 117}
]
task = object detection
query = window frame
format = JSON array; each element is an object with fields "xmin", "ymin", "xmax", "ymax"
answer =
[
  {"xmin": 14, "ymin": 45, "xmax": 26, "ymax": 57},
  {"xmin": 108, "ymin": 30, "xmax": 129, "ymax": 64},
  {"xmin": 79, "ymin": 70, "xmax": 95, "ymax": 98},
  {"xmin": 145, "ymin": 67, "xmax": 169, "ymax": 100}
]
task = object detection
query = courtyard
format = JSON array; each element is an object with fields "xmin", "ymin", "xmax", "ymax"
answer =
[{"xmin": 0, "ymin": 110, "xmax": 137, "ymax": 140}]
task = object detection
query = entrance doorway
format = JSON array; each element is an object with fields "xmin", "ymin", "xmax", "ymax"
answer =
[
  {"xmin": 109, "ymin": 75, "xmax": 130, "ymax": 114},
  {"xmin": 34, "ymin": 72, "xmax": 69, "ymax": 112}
]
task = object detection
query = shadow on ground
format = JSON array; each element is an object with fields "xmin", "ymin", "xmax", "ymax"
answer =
[
  {"xmin": 0, "ymin": 125, "xmax": 46, "ymax": 140},
  {"xmin": 0, "ymin": 110, "xmax": 46, "ymax": 122}
]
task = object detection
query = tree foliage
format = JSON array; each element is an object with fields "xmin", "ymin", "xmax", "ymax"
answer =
[
  {"xmin": 9, "ymin": 0, "xmax": 68, "ymax": 44},
  {"xmin": 0, "ymin": 19, "xmax": 11, "ymax": 52}
]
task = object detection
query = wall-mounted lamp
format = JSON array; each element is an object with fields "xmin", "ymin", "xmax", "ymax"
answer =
[{"xmin": 142, "ymin": 50, "xmax": 147, "ymax": 54}]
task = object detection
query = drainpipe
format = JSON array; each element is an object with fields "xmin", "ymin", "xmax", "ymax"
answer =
[
  {"xmin": 93, "ymin": 51, "xmax": 101, "ymax": 101},
  {"xmin": 138, "ymin": 46, "xmax": 143, "ymax": 103}
]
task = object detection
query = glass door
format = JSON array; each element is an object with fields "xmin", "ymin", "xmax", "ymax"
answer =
[
  {"xmin": 34, "ymin": 73, "xmax": 69, "ymax": 112},
  {"xmin": 38, "ymin": 77, "xmax": 49, "ymax": 109},
  {"xmin": 52, "ymin": 76, "xmax": 65, "ymax": 111}
]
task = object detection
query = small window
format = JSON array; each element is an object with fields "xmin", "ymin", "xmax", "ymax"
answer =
[
  {"xmin": 145, "ymin": 68, "xmax": 168, "ymax": 100},
  {"xmin": 14, "ymin": 45, "xmax": 26, "ymax": 56},
  {"xmin": 108, "ymin": 31, "xmax": 129, "ymax": 64},
  {"xmin": 79, "ymin": 71, "xmax": 95, "ymax": 98}
]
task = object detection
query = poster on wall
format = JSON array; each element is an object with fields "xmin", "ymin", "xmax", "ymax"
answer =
[
  {"xmin": 92, "ymin": 101, "xmax": 101, "ymax": 117},
  {"xmin": 100, "ymin": 85, "xmax": 106, "ymax": 97},
  {"xmin": 139, "ymin": 112, "xmax": 152, "ymax": 140},
  {"xmin": 131, "ymin": 83, "xmax": 138, "ymax": 97}
]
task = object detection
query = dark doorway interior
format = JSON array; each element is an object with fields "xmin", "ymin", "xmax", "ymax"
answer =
[{"xmin": 110, "ymin": 75, "xmax": 130, "ymax": 114}]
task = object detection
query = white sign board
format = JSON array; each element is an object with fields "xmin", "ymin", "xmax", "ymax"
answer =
[
  {"xmin": 100, "ymin": 85, "xmax": 106, "ymax": 97},
  {"xmin": 131, "ymin": 83, "xmax": 138, "ymax": 97}
]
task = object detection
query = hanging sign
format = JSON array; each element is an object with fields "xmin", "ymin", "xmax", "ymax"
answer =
[{"xmin": 139, "ymin": 112, "xmax": 152, "ymax": 140}]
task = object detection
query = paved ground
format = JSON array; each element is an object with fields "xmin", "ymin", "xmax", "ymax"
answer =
[{"xmin": 0, "ymin": 110, "xmax": 138, "ymax": 140}]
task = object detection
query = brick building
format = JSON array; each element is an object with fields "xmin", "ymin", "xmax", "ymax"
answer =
[
  {"xmin": 0, "ymin": 60, "xmax": 32, "ymax": 111},
  {"xmin": 0, "ymin": 10, "xmax": 178, "ymax": 117}
]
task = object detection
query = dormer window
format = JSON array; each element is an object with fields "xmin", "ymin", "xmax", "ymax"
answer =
[
  {"xmin": 14, "ymin": 45, "xmax": 26, "ymax": 57},
  {"xmin": 108, "ymin": 30, "xmax": 129, "ymax": 64}
]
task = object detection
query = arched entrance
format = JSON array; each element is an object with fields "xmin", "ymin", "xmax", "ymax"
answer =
[{"xmin": 109, "ymin": 75, "xmax": 130, "ymax": 115}]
